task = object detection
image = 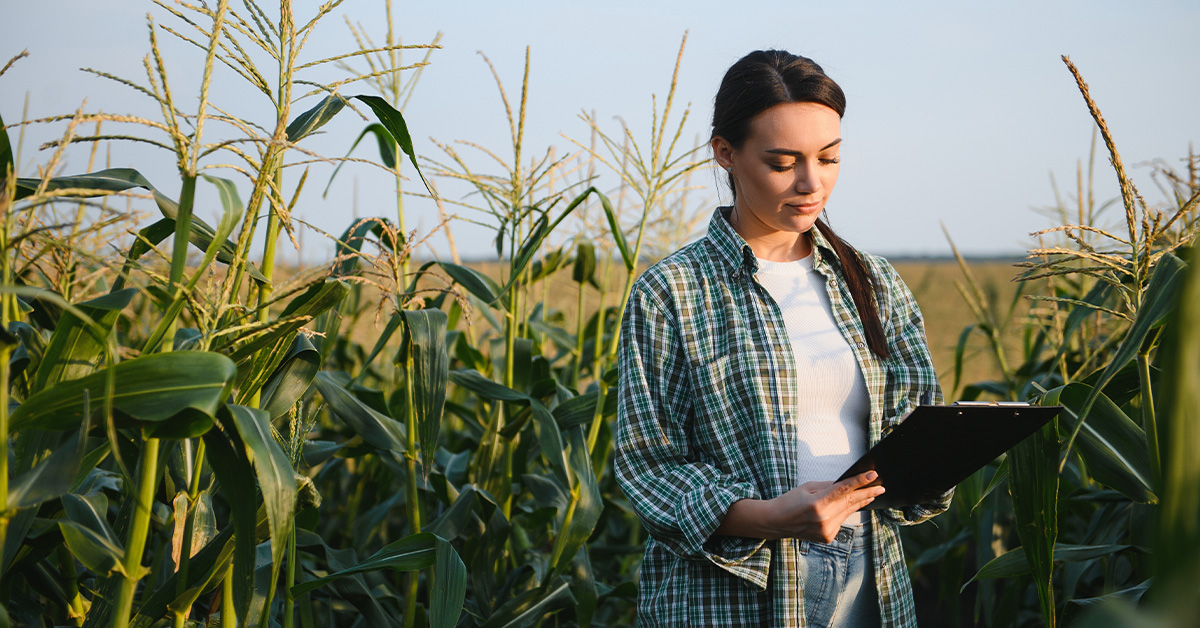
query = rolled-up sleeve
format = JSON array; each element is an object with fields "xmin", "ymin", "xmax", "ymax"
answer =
[
  {"xmin": 875, "ymin": 260, "xmax": 954, "ymax": 525},
  {"xmin": 615, "ymin": 282, "xmax": 768, "ymax": 584}
]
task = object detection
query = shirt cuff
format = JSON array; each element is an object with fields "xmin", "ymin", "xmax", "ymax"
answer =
[
  {"xmin": 679, "ymin": 482, "xmax": 771, "ymax": 590},
  {"xmin": 884, "ymin": 487, "xmax": 954, "ymax": 525}
]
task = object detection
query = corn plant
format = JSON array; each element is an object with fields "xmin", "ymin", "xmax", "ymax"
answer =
[
  {"xmin": 0, "ymin": 1, "xmax": 465, "ymax": 625},
  {"xmin": 905, "ymin": 56, "xmax": 1199, "ymax": 628}
]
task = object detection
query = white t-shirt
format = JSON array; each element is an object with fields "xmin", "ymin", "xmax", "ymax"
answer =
[{"xmin": 754, "ymin": 254, "xmax": 870, "ymax": 524}]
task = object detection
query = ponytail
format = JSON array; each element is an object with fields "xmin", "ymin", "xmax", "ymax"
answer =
[{"xmin": 814, "ymin": 219, "xmax": 889, "ymax": 359}]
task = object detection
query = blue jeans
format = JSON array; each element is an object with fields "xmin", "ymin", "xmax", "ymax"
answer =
[{"xmin": 798, "ymin": 521, "xmax": 878, "ymax": 628}]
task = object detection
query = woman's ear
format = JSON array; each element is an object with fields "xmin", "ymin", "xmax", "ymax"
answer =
[{"xmin": 711, "ymin": 136, "xmax": 735, "ymax": 172}]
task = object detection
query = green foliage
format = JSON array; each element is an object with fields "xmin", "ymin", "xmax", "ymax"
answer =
[{"xmin": 911, "ymin": 57, "xmax": 1200, "ymax": 628}]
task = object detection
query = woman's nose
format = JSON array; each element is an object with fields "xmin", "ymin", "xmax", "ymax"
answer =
[{"xmin": 794, "ymin": 161, "xmax": 821, "ymax": 194}]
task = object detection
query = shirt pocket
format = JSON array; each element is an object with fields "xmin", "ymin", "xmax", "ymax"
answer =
[
  {"xmin": 687, "ymin": 354, "xmax": 733, "ymax": 437},
  {"xmin": 687, "ymin": 353, "xmax": 765, "ymax": 463}
]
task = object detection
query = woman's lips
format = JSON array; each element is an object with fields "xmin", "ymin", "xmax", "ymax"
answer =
[{"xmin": 787, "ymin": 200, "xmax": 823, "ymax": 213}]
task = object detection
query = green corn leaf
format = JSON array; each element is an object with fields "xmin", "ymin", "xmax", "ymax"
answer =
[
  {"xmin": 286, "ymin": 93, "xmax": 348, "ymax": 142},
  {"xmin": 332, "ymin": 217, "xmax": 392, "ymax": 278},
  {"xmin": 227, "ymin": 278, "xmax": 348, "ymax": 362},
  {"xmin": 14, "ymin": 167, "xmax": 157, "ymax": 200},
  {"xmin": 951, "ymin": 323, "xmax": 978, "ymax": 395},
  {"xmin": 202, "ymin": 420, "xmax": 259, "ymax": 623},
  {"xmin": 400, "ymin": 309, "xmax": 449, "ymax": 477},
  {"xmin": 260, "ymin": 334, "xmax": 320, "ymax": 420},
  {"xmin": 11, "ymin": 320, "xmax": 44, "ymax": 382},
  {"xmin": 290, "ymin": 531, "xmax": 395, "ymax": 624},
  {"xmin": 61, "ymin": 492, "xmax": 113, "ymax": 538},
  {"xmin": 449, "ymin": 369, "xmax": 569, "ymax": 487},
  {"xmin": 59, "ymin": 520, "xmax": 130, "ymax": 578},
  {"xmin": 1008, "ymin": 416, "xmax": 1059, "ymax": 626},
  {"xmin": 111, "ymin": 218, "xmax": 175, "ymax": 292},
  {"xmin": 1068, "ymin": 580, "xmax": 1151, "ymax": 608},
  {"xmin": 1151, "ymin": 246, "xmax": 1200, "ymax": 616},
  {"xmin": 430, "ymin": 261, "xmax": 504, "ymax": 309},
  {"xmin": 302, "ymin": 440, "xmax": 343, "ymax": 466},
  {"xmin": 964, "ymin": 543, "xmax": 1132, "ymax": 587},
  {"xmin": 10, "ymin": 351, "xmax": 236, "ymax": 431},
  {"xmin": 200, "ymin": 175, "xmax": 243, "ymax": 261},
  {"xmin": 478, "ymin": 579, "xmax": 575, "ymax": 628},
  {"xmin": 573, "ymin": 239, "xmax": 596, "ymax": 285},
  {"xmin": 426, "ymin": 484, "xmax": 484, "ymax": 541},
  {"xmin": 280, "ymin": 278, "xmax": 352, "ymax": 323},
  {"xmin": 1061, "ymin": 253, "xmax": 1186, "ymax": 465},
  {"xmin": 140, "ymin": 176, "xmax": 242, "ymax": 352},
  {"xmin": 131, "ymin": 525, "xmax": 235, "ymax": 628},
  {"xmin": 569, "ymin": 547, "xmax": 599, "ymax": 628},
  {"xmin": 324, "ymin": 123, "xmax": 398, "ymax": 197},
  {"xmin": 290, "ymin": 532, "xmax": 452, "ymax": 597},
  {"xmin": 511, "ymin": 338, "xmax": 534, "ymax": 394},
  {"xmin": 1045, "ymin": 383, "xmax": 1155, "ymax": 503},
  {"xmin": 354, "ymin": 95, "xmax": 433, "ymax": 196},
  {"xmin": 528, "ymin": 317, "xmax": 577, "ymax": 355},
  {"xmin": 970, "ymin": 458, "xmax": 1009, "ymax": 516},
  {"xmin": 912, "ymin": 529, "xmax": 973, "ymax": 570},
  {"xmin": 72, "ymin": 442, "xmax": 113, "ymax": 490},
  {"xmin": 551, "ymin": 390, "xmax": 618, "ymax": 432},
  {"xmin": 350, "ymin": 312, "xmax": 404, "ymax": 388},
  {"xmin": 0, "ymin": 110, "xmax": 12, "ymax": 181},
  {"xmin": 141, "ymin": 408, "xmax": 215, "ymax": 439},
  {"xmin": 508, "ymin": 215, "xmax": 550, "ymax": 289},
  {"xmin": 430, "ymin": 537, "xmax": 467, "ymax": 628},
  {"xmin": 494, "ymin": 190, "xmax": 608, "ymax": 301},
  {"xmin": 60, "ymin": 490, "xmax": 131, "ymax": 579},
  {"xmin": 173, "ymin": 328, "xmax": 203, "ymax": 351},
  {"xmin": 550, "ymin": 429, "xmax": 602, "ymax": 576},
  {"xmin": 588, "ymin": 187, "xmax": 633, "ymax": 271},
  {"xmin": 313, "ymin": 371, "xmax": 406, "ymax": 453},
  {"xmin": 7, "ymin": 430, "xmax": 86, "ymax": 509},
  {"xmin": 529, "ymin": 245, "xmax": 570, "ymax": 282},
  {"xmin": 524, "ymin": 473, "xmax": 569, "ymax": 512},
  {"xmin": 224, "ymin": 404, "xmax": 296, "ymax": 598},
  {"xmin": 29, "ymin": 289, "xmax": 132, "ymax": 394}
]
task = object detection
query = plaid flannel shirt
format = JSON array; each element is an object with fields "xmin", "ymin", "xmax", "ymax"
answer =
[{"xmin": 615, "ymin": 208, "xmax": 949, "ymax": 627}]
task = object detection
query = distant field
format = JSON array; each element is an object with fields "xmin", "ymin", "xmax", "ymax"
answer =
[{"xmin": 891, "ymin": 259, "xmax": 1026, "ymax": 398}]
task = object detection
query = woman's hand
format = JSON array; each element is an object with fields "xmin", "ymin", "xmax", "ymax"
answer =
[{"xmin": 714, "ymin": 471, "xmax": 884, "ymax": 543}]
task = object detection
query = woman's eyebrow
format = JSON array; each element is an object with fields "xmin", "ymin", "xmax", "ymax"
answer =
[{"xmin": 765, "ymin": 138, "xmax": 843, "ymax": 156}]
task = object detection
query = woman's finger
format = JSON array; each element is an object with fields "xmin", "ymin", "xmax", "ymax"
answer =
[
  {"xmin": 824, "ymin": 470, "xmax": 878, "ymax": 499},
  {"xmin": 822, "ymin": 473, "xmax": 885, "ymax": 514}
]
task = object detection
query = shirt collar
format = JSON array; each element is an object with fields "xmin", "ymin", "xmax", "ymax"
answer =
[{"xmin": 706, "ymin": 206, "xmax": 840, "ymax": 276}]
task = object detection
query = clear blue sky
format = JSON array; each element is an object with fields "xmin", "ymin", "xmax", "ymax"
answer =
[{"xmin": 3, "ymin": 0, "xmax": 1198, "ymax": 260}]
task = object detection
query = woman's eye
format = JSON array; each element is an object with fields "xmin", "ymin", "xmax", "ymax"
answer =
[
  {"xmin": 770, "ymin": 163, "xmax": 792, "ymax": 172},
  {"xmin": 819, "ymin": 157, "xmax": 841, "ymax": 165}
]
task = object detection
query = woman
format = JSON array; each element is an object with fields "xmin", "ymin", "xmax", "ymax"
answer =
[{"xmin": 614, "ymin": 50, "xmax": 950, "ymax": 627}]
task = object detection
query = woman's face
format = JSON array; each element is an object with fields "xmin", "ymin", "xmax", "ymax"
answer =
[{"xmin": 712, "ymin": 102, "xmax": 842, "ymax": 257}]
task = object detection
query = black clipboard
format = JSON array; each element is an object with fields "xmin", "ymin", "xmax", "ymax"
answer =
[{"xmin": 836, "ymin": 402, "xmax": 1062, "ymax": 510}]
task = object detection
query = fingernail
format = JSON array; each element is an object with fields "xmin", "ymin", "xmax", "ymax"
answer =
[{"xmin": 866, "ymin": 471, "xmax": 878, "ymax": 481}]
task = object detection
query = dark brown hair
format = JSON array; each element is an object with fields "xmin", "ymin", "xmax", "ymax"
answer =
[{"xmin": 712, "ymin": 50, "xmax": 889, "ymax": 359}]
